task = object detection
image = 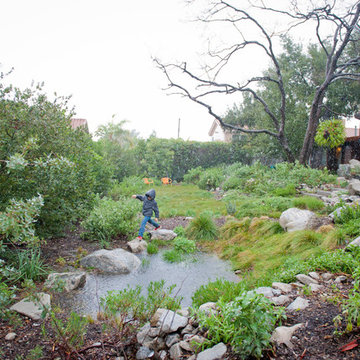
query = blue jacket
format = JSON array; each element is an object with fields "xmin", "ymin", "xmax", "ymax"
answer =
[{"xmin": 136, "ymin": 189, "xmax": 159, "ymax": 218}]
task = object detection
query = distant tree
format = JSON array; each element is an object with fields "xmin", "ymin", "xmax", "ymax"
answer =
[{"xmin": 155, "ymin": 0, "xmax": 360, "ymax": 164}]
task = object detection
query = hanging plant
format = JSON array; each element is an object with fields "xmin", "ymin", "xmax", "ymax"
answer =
[{"xmin": 315, "ymin": 118, "xmax": 346, "ymax": 148}]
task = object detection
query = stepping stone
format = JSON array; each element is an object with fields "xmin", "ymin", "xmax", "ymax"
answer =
[{"xmin": 10, "ymin": 293, "xmax": 51, "ymax": 320}]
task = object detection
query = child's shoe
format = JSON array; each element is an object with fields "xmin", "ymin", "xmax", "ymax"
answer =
[
  {"xmin": 155, "ymin": 226, "xmax": 161, "ymax": 230},
  {"xmin": 137, "ymin": 236, "xmax": 143, "ymax": 240}
]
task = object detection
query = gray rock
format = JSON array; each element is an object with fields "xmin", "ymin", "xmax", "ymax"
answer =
[
  {"xmin": 169, "ymin": 343, "xmax": 183, "ymax": 359},
  {"xmin": 197, "ymin": 342, "xmax": 227, "ymax": 360},
  {"xmin": 149, "ymin": 229, "xmax": 177, "ymax": 241},
  {"xmin": 179, "ymin": 340, "xmax": 192, "ymax": 352},
  {"xmin": 5, "ymin": 332, "xmax": 16, "ymax": 341},
  {"xmin": 335, "ymin": 275, "xmax": 347, "ymax": 284},
  {"xmin": 296, "ymin": 274, "xmax": 319, "ymax": 285},
  {"xmin": 322, "ymin": 273, "xmax": 334, "ymax": 281},
  {"xmin": 80, "ymin": 248, "xmax": 140, "ymax": 274},
  {"xmin": 198, "ymin": 302, "xmax": 217, "ymax": 315},
  {"xmin": 279, "ymin": 208, "xmax": 316, "ymax": 232},
  {"xmin": 10, "ymin": 293, "xmax": 51, "ymax": 320},
  {"xmin": 309, "ymin": 283, "xmax": 324, "ymax": 292},
  {"xmin": 347, "ymin": 236, "xmax": 360, "ymax": 248},
  {"xmin": 177, "ymin": 308, "xmax": 190, "ymax": 317},
  {"xmin": 188, "ymin": 335, "xmax": 207, "ymax": 352},
  {"xmin": 166, "ymin": 333, "xmax": 180, "ymax": 348},
  {"xmin": 159, "ymin": 350, "xmax": 167, "ymax": 360},
  {"xmin": 181, "ymin": 324, "xmax": 195, "ymax": 335},
  {"xmin": 271, "ymin": 295, "xmax": 291, "ymax": 306},
  {"xmin": 151, "ymin": 309, "xmax": 188, "ymax": 334},
  {"xmin": 127, "ymin": 239, "xmax": 148, "ymax": 253},
  {"xmin": 287, "ymin": 297, "xmax": 309, "ymax": 311},
  {"xmin": 272, "ymin": 282, "xmax": 293, "ymax": 294},
  {"xmin": 254, "ymin": 286, "xmax": 274, "ymax": 298},
  {"xmin": 271, "ymin": 324, "xmax": 304, "ymax": 349},
  {"xmin": 308, "ymin": 272, "xmax": 320, "ymax": 280},
  {"xmin": 349, "ymin": 181, "xmax": 360, "ymax": 196},
  {"xmin": 349, "ymin": 159, "xmax": 360, "ymax": 169},
  {"xmin": 137, "ymin": 323, "xmax": 154, "ymax": 345},
  {"xmin": 45, "ymin": 272, "xmax": 86, "ymax": 292},
  {"xmin": 136, "ymin": 346, "xmax": 154, "ymax": 359}
]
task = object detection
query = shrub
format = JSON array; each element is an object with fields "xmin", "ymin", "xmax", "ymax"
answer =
[
  {"xmin": 197, "ymin": 291, "xmax": 285, "ymax": 358},
  {"xmin": 192, "ymin": 279, "xmax": 246, "ymax": 307},
  {"xmin": 162, "ymin": 249, "xmax": 184, "ymax": 263},
  {"xmin": 222, "ymin": 177, "xmax": 243, "ymax": 191},
  {"xmin": 183, "ymin": 167, "xmax": 203, "ymax": 184},
  {"xmin": 81, "ymin": 197, "xmax": 139, "ymax": 242},
  {"xmin": 198, "ymin": 167, "xmax": 224, "ymax": 190},
  {"xmin": 186, "ymin": 212, "xmax": 218, "ymax": 241},
  {"xmin": 292, "ymin": 196, "xmax": 324, "ymax": 211},
  {"xmin": 173, "ymin": 226, "xmax": 186, "ymax": 237},
  {"xmin": 272, "ymin": 184, "xmax": 296, "ymax": 197},
  {"xmin": 173, "ymin": 237, "xmax": 196, "ymax": 253},
  {"xmin": 334, "ymin": 204, "xmax": 360, "ymax": 224},
  {"xmin": 108, "ymin": 177, "xmax": 147, "ymax": 200}
]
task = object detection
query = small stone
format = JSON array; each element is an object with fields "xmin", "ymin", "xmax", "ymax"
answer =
[
  {"xmin": 335, "ymin": 275, "xmax": 347, "ymax": 284},
  {"xmin": 166, "ymin": 333, "xmax": 180, "ymax": 348},
  {"xmin": 136, "ymin": 346, "xmax": 154, "ymax": 359},
  {"xmin": 287, "ymin": 297, "xmax": 309, "ymax": 311},
  {"xmin": 159, "ymin": 350, "xmax": 167, "ymax": 360},
  {"xmin": 296, "ymin": 274, "xmax": 319, "ymax": 285},
  {"xmin": 271, "ymin": 295, "xmax": 291, "ymax": 306},
  {"xmin": 179, "ymin": 340, "xmax": 192, "ymax": 352},
  {"xmin": 181, "ymin": 324, "xmax": 194, "ymax": 335},
  {"xmin": 322, "ymin": 273, "xmax": 334, "ymax": 281},
  {"xmin": 271, "ymin": 324, "xmax": 304, "ymax": 349},
  {"xmin": 272, "ymin": 282, "xmax": 293, "ymax": 293},
  {"xmin": 309, "ymin": 283, "xmax": 324, "ymax": 292},
  {"xmin": 308, "ymin": 272, "xmax": 320, "ymax": 280},
  {"xmin": 198, "ymin": 302, "xmax": 217, "ymax": 315},
  {"xmin": 254, "ymin": 286, "xmax": 274, "ymax": 298},
  {"xmin": 197, "ymin": 342, "xmax": 227, "ymax": 360},
  {"xmin": 5, "ymin": 332, "xmax": 16, "ymax": 341},
  {"xmin": 169, "ymin": 343, "xmax": 183, "ymax": 359}
]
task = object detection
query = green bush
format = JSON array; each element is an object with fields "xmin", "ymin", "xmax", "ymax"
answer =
[
  {"xmin": 186, "ymin": 212, "xmax": 218, "ymax": 241},
  {"xmin": 174, "ymin": 226, "xmax": 186, "ymax": 237},
  {"xmin": 197, "ymin": 291, "xmax": 285, "ymax": 358},
  {"xmin": 173, "ymin": 237, "xmax": 196, "ymax": 253},
  {"xmin": 108, "ymin": 177, "xmax": 147, "ymax": 200},
  {"xmin": 183, "ymin": 167, "xmax": 203, "ymax": 184},
  {"xmin": 292, "ymin": 196, "xmax": 324, "ymax": 211},
  {"xmin": 222, "ymin": 177, "xmax": 243, "ymax": 191},
  {"xmin": 81, "ymin": 197, "xmax": 139, "ymax": 242},
  {"xmin": 162, "ymin": 249, "xmax": 184, "ymax": 263},
  {"xmin": 272, "ymin": 184, "xmax": 296, "ymax": 197},
  {"xmin": 192, "ymin": 279, "xmax": 246, "ymax": 307},
  {"xmin": 334, "ymin": 204, "xmax": 360, "ymax": 224},
  {"xmin": 198, "ymin": 167, "xmax": 224, "ymax": 190}
]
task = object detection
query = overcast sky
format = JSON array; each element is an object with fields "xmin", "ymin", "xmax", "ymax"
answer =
[
  {"xmin": 0, "ymin": 0, "xmax": 221, "ymax": 141},
  {"xmin": 0, "ymin": 0, "xmax": 345, "ymax": 141}
]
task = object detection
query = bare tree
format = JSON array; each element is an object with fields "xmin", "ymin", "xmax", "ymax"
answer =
[{"xmin": 155, "ymin": 0, "xmax": 360, "ymax": 164}]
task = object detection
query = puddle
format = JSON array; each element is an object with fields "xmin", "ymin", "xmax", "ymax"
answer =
[{"xmin": 57, "ymin": 250, "xmax": 239, "ymax": 317}]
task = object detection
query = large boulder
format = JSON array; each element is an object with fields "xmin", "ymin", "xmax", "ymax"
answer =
[
  {"xmin": 80, "ymin": 248, "xmax": 140, "ymax": 274},
  {"xmin": 45, "ymin": 272, "xmax": 86, "ymax": 292},
  {"xmin": 148, "ymin": 229, "xmax": 177, "ymax": 241},
  {"xmin": 279, "ymin": 208, "xmax": 316, "ymax": 232}
]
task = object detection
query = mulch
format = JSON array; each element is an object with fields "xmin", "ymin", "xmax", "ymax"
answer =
[{"xmin": 1, "ymin": 217, "xmax": 360, "ymax": 359}]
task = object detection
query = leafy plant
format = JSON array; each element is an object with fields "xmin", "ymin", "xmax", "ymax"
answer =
[
  {"xmin": 174, "ymin": 226, "xmax": 186, "ymax": 237},
  {"xmin": 186, "ymin": 212, "xmax": 218, "ymax": 241},
  {"xmin": 27, "ymin": 345, "xmax": 44, "ymax": 360},
  {"xmin": 197, "ymin": 291, "xmax": 286, "ymax": 358},
  {"xmin": 173, "ymin": 237, "xmax": 196, "ymax": 253},
  {"xmin": 315, "ymin": 118, "xmax": 346, "ymax": 149},
  {"xmin": 81, "ymin": 197, "xmax": 139, "ymax": 241},
  {"xmin": 198, "ymin": 167, "xmax": 224, "ymax": 190}
]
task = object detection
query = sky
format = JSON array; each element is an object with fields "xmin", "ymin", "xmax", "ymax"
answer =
[
  {"xmin": 0, "ymin": 0, "xmax": 225, "ymax": 141},
  {"xmin": 0, "ymin": 0, "xmax": 347, "ymax": 141}
]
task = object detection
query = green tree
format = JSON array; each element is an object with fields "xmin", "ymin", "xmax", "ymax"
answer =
[{"xmin": 156, "ymin": 0, "xmax": 360, "ymax": 164}]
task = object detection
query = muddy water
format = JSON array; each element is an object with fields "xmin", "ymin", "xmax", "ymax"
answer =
[{"xmin": 58, "ymin": 250, "xmax": 239, "ymax": 318}]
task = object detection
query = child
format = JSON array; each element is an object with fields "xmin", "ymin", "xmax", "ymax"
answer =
[{"xmin": 131, "ymin": 189, "xmax": 160, "ymax": 240}]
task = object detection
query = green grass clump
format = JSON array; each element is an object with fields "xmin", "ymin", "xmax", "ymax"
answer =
[
  {"xmin": 186, "ymin": 212, "xmax": 218, "ymax": 241},
  {"xmin": 162, "ymin": 249, "xmax": 183, "ymax": 263},
  {"xmin": 292, "ymin": 196, "xmax": 324, "ymax": 211},
  {"xmin": 272, "ymin": 184, "xmax": 296, "ymax": 197},
  {"xmin": 192, "ymin": 278, "xmax": 246, "ymax": 307},
  {"xmin": 147, "ymin": 242, "xmax": 159, "ymax": 254},
  {"xmin": 173, "ymin": 237, "xmax": 196, "ymax": 253}
]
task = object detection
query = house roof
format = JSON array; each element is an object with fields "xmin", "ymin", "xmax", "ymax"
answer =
[
  {"xmin": 208, "ymin": 119, "xmax": 221, "ymax": 136},
  {"xmin": 70, "ymin": 118, "xmax": 89, "ymax": 132},
  {"xmin": 345, "ymin": 128, "xmax": 360, "ymax": 138}
]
